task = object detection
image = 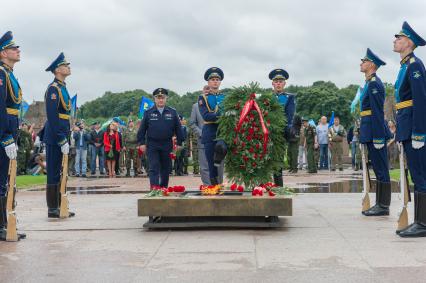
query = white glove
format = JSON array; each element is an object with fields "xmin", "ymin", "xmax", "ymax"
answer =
[
  {"xmin": 61, "ymin": 143, "xmax": 70, "ymax": 154},
  {"xmin": 4, "ymin": 143, "xmax": 17, "ymax": 159},
  {"xmin": 34, "ymin": 136, "xmax": 41, "ymax": 147},
  {"xmin": 373, "ymin": 143, "xmax": 384, "ymax": 150},
  {"xmin": 412, "ymin": 140, "xmax": 425, "ymax": 149}
]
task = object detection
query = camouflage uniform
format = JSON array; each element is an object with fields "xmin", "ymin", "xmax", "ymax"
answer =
[
  {"xmin": 17, "ymin": 129, "xmax": 33, "ymax": 175},
  {"xmin": 123, "ymin": 126, "xmax": 139, "ymax": 176},
  {"xmin": 190, "ymin": 130, "xmax": 199, "ymax": 174},
  {"xmin": 304, "ymin": 124, "xmax": 317, "ymax": 173},
  {"xmin": 329, "ymin": 124, "xmax": 347, "ymax": 171}
]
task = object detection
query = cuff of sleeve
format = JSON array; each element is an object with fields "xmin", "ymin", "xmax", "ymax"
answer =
[
  {"xmin": 373, "ymin": 138, "xmax": 385, "ymax": 145},
  {"xmin": 58, "ymin": 138, "xmax": 68, "ymax": 147},
  {"xmin": 0, "ymin": 136, "xmax": 14, "ymax": 148},
  {"xmin": 412, "ymin": 134, "xmax": 426, "ymax": 143}
]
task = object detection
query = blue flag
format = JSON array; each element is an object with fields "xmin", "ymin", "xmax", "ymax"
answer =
[
  {"xmin": 71, "ymin": 95, "xmax": 77, "ymax": 118},
  {"xmin": 328, "ymin": 111, "xmax": 335, "ymax": 128},
  {"xmin": 139, "ymin": 96, "xmax": 154, "ymax": 119},
  {"xmin": 308, "ymin": 119, "xmax": 316, "ymax": 127},
  {"xmin": 350, "ymin": 87, "xmax": 362, "ymax": 113},
  {"xmin": 19, "ymin": 100, "xmax": 29, "ymax": 119}
]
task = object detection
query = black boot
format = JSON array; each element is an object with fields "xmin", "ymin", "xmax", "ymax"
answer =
[
  {"xmin": 210, "ymin": 177, "xmax": 219, "ymax": 186},
  {"xmin": 399, "ymin": 191, "xmax": 426, "ymax": 238},
  {"xmin": 273, "ymin": 172, "xmax": 283, "ymax": 187},
  {"xmin": 58, "ymin": 184, "xmax": 75, "ymax": 218},
  {"xmin": 0, "ymin": 196, "xmax": 7, "ymax": 241},
  {"xmin": 362, "ymin": 181, "xmax": 391, "ymax": 216},
  {"xmin": 47, "ymin": 184, "xmax": 60, "ymax": 218}
]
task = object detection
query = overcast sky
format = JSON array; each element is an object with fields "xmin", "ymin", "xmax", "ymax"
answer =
[{"xmin": 2, "ymin": 0, "xmax": 426, "ymax": 104}]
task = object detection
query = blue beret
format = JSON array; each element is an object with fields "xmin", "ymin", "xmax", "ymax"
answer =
[
  {"xmin": 0, "ymin": 31, "xmax": 19, "ymax": 51},
  {"xmin": 204, "ymin": 67, "xmax": 224, "ymax": 81},
  {"xmin": 362, "ymin": 48, "xmax": 386, "ymax": 67},
  {"xmin": 395, "ymin": 21, "xmax": 426, "ymax": 47},
  {"xmin": 153, "ymin": 88, "xmax": 168, "ymax": 96},
  {"xmin": 269, "ymin": 69, "xmax": 289, "ymax": 80},
  {"xmin": 45, "ymin": 52, "xmax": 70, "ymax": 72}
]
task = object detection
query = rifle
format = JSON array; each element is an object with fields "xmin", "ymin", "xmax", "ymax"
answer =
[
  {"xmin": 397, "ymin": 143, "xmax": 410, "ymax": 230},
  {"xmin": 59, "ymin": 154, "xmax": 70, "ymax": 218},
  {"xmin": 361, "ymin": 144, "xmax": 371, "ymax": 212},
  {"xmin": 6, "ymin": 159, "xmax": 18, "ymax": 241}
]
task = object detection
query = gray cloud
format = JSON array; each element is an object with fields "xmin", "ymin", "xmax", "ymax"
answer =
[{"xmin": 3, "ymin": 0, "xmax": 426, "ymax": 104}]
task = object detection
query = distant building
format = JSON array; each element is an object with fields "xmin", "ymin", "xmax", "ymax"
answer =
[{"xmin": 25, "ymin": 101, "xmax": 46, "ymax": 132}]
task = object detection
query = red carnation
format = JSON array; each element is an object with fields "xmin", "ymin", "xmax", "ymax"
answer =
[
  {"xmin": 230, "ymin": 183, "xmax": 237, "ymax": 191},
  {"xmin": 250, "ymin": 93, "xmax": 256, "ymax": 99},
  {"xmin": 256, "ymin": 144, "xmax": 260, "ymax": 150},
  {"xmin": 268, "ymin": 190, "xmax": 276, "ymax": 197},
  {"xmin": 241, "ymin": 142, "xmax": 246, "ymax": 148},
  {"xmin": 237, "ymin": 185, "xmax": 244, "ymax": 192},
  {"xmin": 252, "ymin": 162, "xmax": 257, "ymax": 167},
  {"xmin": 249, "ymin": 147, "xmax": 254, "ymax": 153}
]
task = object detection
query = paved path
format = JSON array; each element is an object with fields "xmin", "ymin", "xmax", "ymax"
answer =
[{"xmin": 1, "ymin": 170, "xmax": 425, "ymax": 283}]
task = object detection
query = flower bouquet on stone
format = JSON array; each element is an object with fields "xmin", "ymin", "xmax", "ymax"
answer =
[{"xmin": 147, "ymin": 185, "xmax": 186, "ymax": 197}]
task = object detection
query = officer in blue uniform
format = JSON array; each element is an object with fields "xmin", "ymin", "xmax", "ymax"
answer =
[
  {"xmin": 43, "ymin": 52, "xmax": 75, "ymax": 218},
  {"xmin": 137, "ymin": 88, "xmax": 183, "ymax": 188},
  {"xmin": 269, "ymin": 69, "xmax": 296, "ymax": 186},
  {"xmin": 198, "ymin": 67, "xmax": 225, "ymax": 185},
  {"xmin": 0, "ymin": 31, "xmax": 26, "ymax": 240},
  {"xmin": 392, "ymin": 22, "xmax": 426, "ymax": 237},
  {"xmin": 359, "ymin": 48, "xmax": 392, "ymax": 216}
]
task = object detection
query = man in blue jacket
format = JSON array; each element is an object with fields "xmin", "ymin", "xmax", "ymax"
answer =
[
  {"xmin": 137, "ymin": 88, "xmax": 183, "ymax": 188},
  {"xmin": 43, "ymin": 52, "xmax": 75, "ymax": 218},
  {"xmin": 393, "ymin": 22, "xmax": 426, "ymax": 237},
  {"xmin": 269, "ymin": 68, "xmax": 296, "ymax": 186},
  {"xmin": 0, "ymin": 31, "xmax": 26, "ymax": 240},
  {"xmin": 72, "ymin": 121, "xmax": 91, "ymax": 177},
  {"xmin": 359, "ymin": 48, "xmax": 392, "ymax": 216}
]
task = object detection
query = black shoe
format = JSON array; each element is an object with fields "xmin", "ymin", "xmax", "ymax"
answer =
[
  {"xmin": 331, "ymin": 169, "xmax": 336, "ymax": 171},
  {"xmin": 308, "ymin": 170, "xmax": 317, "ymax": 174},
  {"xmin": 339, "ymin": 168, "xmax": 344, "ymax": 171},
  {"xmin": 91, "ymin": 172, "xmax": 96, "ymax": 175},
  {"xmin": 100, "ymin": 171, "xmax": 105, "ymax": 175},
  {"xmin": 75, "ymin": 174, "xmax": 80, "ymax": 177},
  {"xmin": 399, "ymin": 191, "xmax": 426, "ymax": 237},
  {"xmin": 82, "ymin": 174, "xmax": 87, "ymax": 178},
  {"xmin": 362, "ymin": 181, "xmax": 391, "ymax": 216}
]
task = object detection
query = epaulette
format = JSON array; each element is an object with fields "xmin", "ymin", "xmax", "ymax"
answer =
[
  {"xmin": 371, "ymin": 77, "xmax": 376, "ymax": 82},
  {"xmin": 410, "ymin": 57, "xmax": 416, "ymax": 64}
]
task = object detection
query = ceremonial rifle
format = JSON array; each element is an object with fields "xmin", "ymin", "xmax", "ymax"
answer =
[
  {"xmin": 6, "ymin": 159, "xmax": 18, "ymax": 241},
  {"xmin": 361, "ymin": 144, "xmax": 371, "ymax": 212},
  {"xmin": 59, "ymin": 154, "xmax": 70, "ymax": 218},
  {"xmin": 397, "ymin": 143, "xmax": 410, "ymax": 231}
]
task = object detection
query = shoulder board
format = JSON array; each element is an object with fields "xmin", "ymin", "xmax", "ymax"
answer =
[
  {"xmin": 167, "ymin": 106, "xmax": 176, "ymax": 111},
  {"xmin": 410, "ymin": 57, "xmax": 416, "ymax": 64},
  {"xmin": 0, "ymin": 65, "xmax": 5, "ymax": 72},
  {"xmin": 371, "ymin": 77, "xmax": 376, "ymax": 82}
]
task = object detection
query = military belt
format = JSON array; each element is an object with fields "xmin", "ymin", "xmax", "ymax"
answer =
[
  {"xmin": 6, "ymin": 108, "xmax": 19, "ymax": 116},
  {"xmin": 59, "ymin": 113, "xmax": 70, "ymax": 120},
  {"xmin": 395, "ymin": 100, "xmax": 413, "ymax": 110},
  {"xmin": 360, "ymin": 110, "xmax": 372, "ymax": 117},
  {"xmin": 204, "ymin": 121, "xmax": 218, "ymax": 125}
]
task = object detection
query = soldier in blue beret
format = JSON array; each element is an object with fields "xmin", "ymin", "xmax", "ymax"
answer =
[
  {"xmin": 198, "ymin": 67, "xmax": 225, "ymax": 185},
  {"xmin": 392, "ymin": 21, "xmax": 426, "ymax": 237},
  {"xmin": 359, "ymin": 48, "xmax": 392, "ymax": 216},
  {"xmin": 137, "ymin": 88, "xmax": 183, "ymax": 188},
  {"xmin": 269, "ymin": 68, "xmax": 296, "ymax": 186},
  {"xmin": 0, "ymin": 31, "xmax": 26, "ymax": 240},
  {"xmin": 43, "ymin": 52, "xmax": 75, "ymax": 218}
]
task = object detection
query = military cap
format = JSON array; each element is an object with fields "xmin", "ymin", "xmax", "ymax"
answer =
[
  {"xmin": 153, "ymin": 88, "xmax": 168, "ymax": 97},
  {"xmin": 362, "ymin": 48, "xmax": 386, "ymax": 67},
  {"xmin": 204, "ymin": 67, "xmax": 224, "ymax": 81},
  {"xmin": 395, "ymin": 21, "xmax": 426, "ymax": 47},
  {"xmin": 0, "ymin": 31, "xmax": 19, "ymax": 51},
  {"xmin": 45, "ymin": 52, "xmax": 70, "ymax": 72},
  {"xmin": 269, "ymin": 69, "xmax": 289, "ymax": 80},
  {"xmin": 91, "ymin": 121, "xmax": 100, "ymax": 126}
]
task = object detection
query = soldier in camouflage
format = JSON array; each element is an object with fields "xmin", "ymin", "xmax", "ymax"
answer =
[{"xmin": 123, "ymin": 119, "xmax": 139, "ymax": 177}]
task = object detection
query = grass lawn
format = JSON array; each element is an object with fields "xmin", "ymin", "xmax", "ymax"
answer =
[
  {"xmin": 16, "ymin": 175, "xmax": 47, "ymax": 189},
  {"xmin": 389, "ymin": 169, "xmax": 413, "ymax": 185}
]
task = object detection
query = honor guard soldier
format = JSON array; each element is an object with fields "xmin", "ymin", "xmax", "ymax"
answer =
[
  {"xmin": 359, "ymin": 48, "xmax": 392, "ymax": 216},
  {"xmin": 198, "ymin": 67, "xmax": 225, "ymax": 185},
  {"xmin": 0, "ymin": 31, "xmax": 26, "ymax": 240},
  {"xmin": 393, "ymin": 22, "xmax": 426, "ymax": 237},
  {"xmin": 137, "ymin": 88, "xmax": 183, "ymax": 188},
  {"xmin": 43, "ymin": 52, "xmax": 75, "ymax": 218},
  {"xmin": 269, "ymin": 69, "xmax": 296, "ymax": 186}
]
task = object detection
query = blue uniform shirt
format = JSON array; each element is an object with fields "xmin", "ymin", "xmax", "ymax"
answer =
[
  {"xmin": 198, "ymin": 92, "xmax": 225, "ymax": 144},
  {"xmin": 275, "ymin": 92, "xmax": 296, "ymax": 128},
  {"xmin": 137, "ymin": 105, "xmax": 183, "ymax": 146},
  {"xmin": 359, "ymin": 74, "xmax": 391, "ymax": 144},
  {"xmin": 43, "ymin": 78, "xmax": 71, "ymax": 146},
  {"xmin": 0, "ymin": 62, "xmax": 22, "ymax": 147},
  {"xmin": 394, "ymin": 53, "xmax": 426, "ymax": 142}
]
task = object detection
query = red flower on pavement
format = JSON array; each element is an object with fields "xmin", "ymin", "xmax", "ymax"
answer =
[
  {"xmin": 230, "ymin": 183, "xmax": 238, "ymax": 191},
  {"xmin": 237, "ymin": 185, "xmax": 244, "ymax": 192}
]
